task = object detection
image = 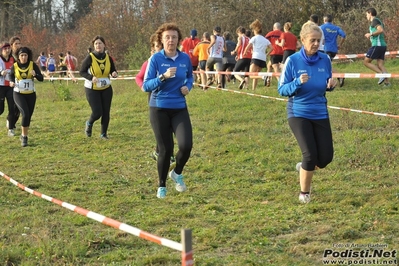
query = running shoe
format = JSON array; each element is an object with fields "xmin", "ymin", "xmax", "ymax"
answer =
[
  {"xmin": 384, "ymin": 82, "xmax": 391, "ymax": 87},
  {"xmin": 157, "ymin": 187, "xmax": 167, "ymax": 199},
  {"xmin": 8, "ymin": 129, "xmax": 15, "ymax": 137},
  {"xmin": 85, "ymin": 121, "xmax": 92, "ymax": 137},
  {"xmin": 151, "ymin": 151, "xmax": 159, "ymax": 161},
  {"xmin": 339, "ymin": 78, "xmax": 345, "ymax": 87},
  {"xmin": 378, "ymin": 77, "xmax": 386, "ymax": 85},
  {"xmin": 20, "ymin": 135, "xmax": 28, "ymax": 147},
  {"xmin": 264, "ymin": 76, "xmax": 271, "ymax": 87},
  {"xmin": 100, "ymin": 133, "xmax": 109, "ymax": 140},
  {"xmin": 238, "ymin": 80, "xmax": 245, "ymax": 90},
  {"xmin": 169, "ymin": 169, "xmax": 187, "ymax": 192},
  {"xmin": 296, "ymin": 162, "xmax": 302, "ymax": 172},
  {"xmin": 299, "ymin": 193, "xmax": 311, "ymax": 204}
]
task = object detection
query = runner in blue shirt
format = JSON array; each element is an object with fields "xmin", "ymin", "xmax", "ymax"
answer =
[
  {"xmin": 278, "ymin": 22, "xmax": 337, "ymax": 204},
  {"xmin": 321, "ymin": 14, "xmax": 346, "ymax": 87},
  {"xmin": 143, "ymin": 23, "xmax": 193, "ymax": 199}
]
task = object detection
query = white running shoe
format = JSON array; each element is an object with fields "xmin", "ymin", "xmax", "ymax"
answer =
[
  {"xmin": 8, "ymin": 129, "xmax": 15, "ymax": 137},
  {"xmin": 299, "ymin": 193, "xmax": 311, "ymax": 204},
  {"xmin": 296, "ymin": 162, "xmax": 302, "ymax": 172}
]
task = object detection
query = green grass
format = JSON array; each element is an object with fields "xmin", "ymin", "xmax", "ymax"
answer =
[{"xmin": 1, "ymin": 60, "xmax": 398, "ymax": 265}]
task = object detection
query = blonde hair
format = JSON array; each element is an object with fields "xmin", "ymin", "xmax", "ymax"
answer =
[
  {"xmin": 300, "ymin": 22, "xmax": 322, "ymax": 40},
  {"xmin": 250, "ymin": 19, "xmax": 262, "ymax": 34}
]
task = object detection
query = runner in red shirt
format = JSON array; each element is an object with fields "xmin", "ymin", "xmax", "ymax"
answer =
[
  {"xmin": 265, "ymin": 23, "xmax": 284, "ymax": 86},
  {"xmin": 181, "ymin": 29, "xmax": 200, "ymax": 82}
]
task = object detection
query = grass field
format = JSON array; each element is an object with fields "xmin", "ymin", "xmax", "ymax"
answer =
[{"xmin": 0, "ymin": 60, "xmax": 398, "ymax": 265}]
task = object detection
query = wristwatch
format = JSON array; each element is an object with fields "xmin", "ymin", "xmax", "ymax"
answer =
[{"xmin": 159, "ymin": 74, "xmax": 166, "ymax": 82}]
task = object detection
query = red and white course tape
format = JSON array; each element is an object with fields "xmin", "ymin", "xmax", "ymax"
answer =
[{"xmin": 0, "ymin": 171, "xmax": 194, "ymax": 266}]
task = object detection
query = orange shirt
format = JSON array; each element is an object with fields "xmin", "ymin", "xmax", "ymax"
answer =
[
  {"xmin": 280, "ymin": 31, "xmax": 298, "ymax": 51},
  {"xmin": 193, "ymin": 41, "xmax": 210, "ymax": 61}
]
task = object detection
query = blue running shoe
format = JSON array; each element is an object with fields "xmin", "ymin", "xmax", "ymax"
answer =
[
  {"xmin": 157, "ymin": 187, "xmax": 167, "ymax": 198},
  {"xmin": 169, "ymin": 170, "xmax": 187, "ymax": 192}
]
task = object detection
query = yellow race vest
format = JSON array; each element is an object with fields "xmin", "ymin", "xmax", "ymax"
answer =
[
  {"xmin": 90, "ymin": 53, "xmax": 111, "ymax": 90},
  {"xmin": 14, "ymin": 61, "xmax": 35, "ymax": 94}
]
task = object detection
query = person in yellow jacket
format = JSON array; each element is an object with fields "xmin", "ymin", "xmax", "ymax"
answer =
[
  {"xmin": 9, "ymin": 47, "xmax": 44, "ymax": 147},
  {"xmin": 79, "ymin": 36, "xmax": 118, "ymax": 139}
]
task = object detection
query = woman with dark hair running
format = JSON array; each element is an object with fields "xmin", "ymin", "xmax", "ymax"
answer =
[
  {"xmin": 80, "ymin": 35, "xmax": 118, "ymax": 139},
  {"xmin": 231, "ymin": 26, "xmax": 252, "ymax": 90},
  {"xmin": 9, "ymin": 47, "xmax": 44, "ymax": 147},
  {"xmin": 142, "ymin": 22, "xmax": 193, "ymax": 199}
]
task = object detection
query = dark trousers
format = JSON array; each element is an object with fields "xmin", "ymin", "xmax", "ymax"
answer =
[
  {"xmin": 13, "ymin": 92, "xmax": 36, "ymax": 127},
  {"xmin": 288, "ymin": 117, "xmax": 334, "ymax": 171},
  {"xmin": 0, "ymin": 86, "xmax": 18, "ymax": 129},
  {"xmin": 150, "ymin": 107, "xmax": 192, "ymax": 187},
  {"xmin": 85, "ymin": 86, "xmax": 113, "ymax": 135}
]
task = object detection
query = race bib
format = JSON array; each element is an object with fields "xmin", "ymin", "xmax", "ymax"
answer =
[
  {"xmin": 96, "ymin": 77, "xmax": 111, "ymax": 88},
  {"xmin": 15, "ymin": 79, "xmax": 35, "ymax": 93}
]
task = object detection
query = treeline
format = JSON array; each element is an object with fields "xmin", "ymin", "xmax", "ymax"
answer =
[{"xmin": 1, "ymin": 0, "xmax": 398, "ymax": 70}]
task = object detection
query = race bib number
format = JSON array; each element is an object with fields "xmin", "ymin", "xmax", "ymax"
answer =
[
  {"xmin": 96, "ymin": 77, "xmax": 111, "ymax": 88},
  {"xmin": 15, "ymin": 79, "xmax": 35, "ymax": 93}
]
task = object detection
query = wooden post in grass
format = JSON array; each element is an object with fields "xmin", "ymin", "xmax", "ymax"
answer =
[{"xmin": 181, "ymin": 229, "xmax": 193, "ymax": 266}]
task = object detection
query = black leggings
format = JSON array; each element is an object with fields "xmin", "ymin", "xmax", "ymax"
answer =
[
  {"xmin": 85, "ymin": 86, "xmax": 113, "ymax": 135},
  {"xmin": 288, "ymin": 117, "xmax": 333, "ymax": 171},
  {"xmin": 0, "ymin": 86, "xmax": 18, "ymax": 129},
  {"xmin": 150, "ymin": 107, "xmax": 192, "ymax": 187},
  {"xmin": 13, "ymin": 92, "xmax": 36, "ymax": 127}
]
